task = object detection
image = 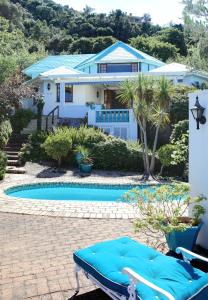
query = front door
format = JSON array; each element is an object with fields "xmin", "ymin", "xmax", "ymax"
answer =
[{"xmin": 104, "ymin": 90, "xmax": 126, "ymax": 109}]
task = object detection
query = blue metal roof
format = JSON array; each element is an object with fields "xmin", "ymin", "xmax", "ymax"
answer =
[
  {"xmin": 75, "ymin": 41, "xmax": 165, "ymax": 69},
  {"xmin": 24, "ymin": 54, "xmax": 94, "ymax": 79}
]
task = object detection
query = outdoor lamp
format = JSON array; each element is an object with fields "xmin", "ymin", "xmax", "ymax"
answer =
[
  {"xmin": 191, "ymin": 96, "xmax": 206, "ymax": 130},
  {"xmin": 47, "ymin": 83, "xmax": 51, "ymax": 91}
]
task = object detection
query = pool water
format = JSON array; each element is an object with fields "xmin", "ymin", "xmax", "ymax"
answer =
[{"xmin": 6, "ymin": 183, "xmax": 148, "ymax": 202}]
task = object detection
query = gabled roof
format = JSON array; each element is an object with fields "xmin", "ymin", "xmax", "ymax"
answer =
[
  {"xmin": 40, "ymin": 66, "xmax": 83, "ymax": 78},
  {"xmin": 23, "ymin": 54, "xmax": 94, "ymax": 79},
  {"xmin": 149, "ymin": 63, "xmax": 190, "ymax": 75},
  {"xmin": 76, "ymin": 41, "xmax": 165, "ymax": 69}
]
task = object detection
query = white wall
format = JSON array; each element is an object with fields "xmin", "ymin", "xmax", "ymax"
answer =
[
  {"xmin": 43, "ymin": 81, "xmax": 101, "ymax": 118},
  {"xmin": 189, "ymin": 90, "xmax": 208, "ymax": 248},
  {"xmin": 42, "ymin": 81, "xmax": 57, "ymax": 115}
]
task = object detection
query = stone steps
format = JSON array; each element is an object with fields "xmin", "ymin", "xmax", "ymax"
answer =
[{"xmin": 4, "ymin": 134, "xmax": 28, "ymax": 175}]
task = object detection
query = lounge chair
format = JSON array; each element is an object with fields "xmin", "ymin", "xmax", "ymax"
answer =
[{"xmin": 73, "ymin": 237, "xmax": 208, "ymax": 300}]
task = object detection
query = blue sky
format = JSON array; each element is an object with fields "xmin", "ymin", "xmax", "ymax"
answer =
[{"xmin": 54, "ymin": 0, "xmax": 184, "ymax": 25}]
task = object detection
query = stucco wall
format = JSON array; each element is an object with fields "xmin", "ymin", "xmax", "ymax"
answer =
[
  {"xmin": 43, "ymin": 82, "xmax": 101, "ymax": 118},
  {"xmin": 189, "ymin": 90, "xmax": 208, "ymax": 248}
]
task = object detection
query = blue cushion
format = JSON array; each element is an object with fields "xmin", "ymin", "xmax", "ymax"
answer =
[{"xmin": 73, "ymin": 237, "xmax": 208, "ymax": 300}]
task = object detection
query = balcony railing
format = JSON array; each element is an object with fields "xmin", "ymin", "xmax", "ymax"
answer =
[{"xmin": 95, "ymin": 109, "xmax": 129, "ymax": 123}]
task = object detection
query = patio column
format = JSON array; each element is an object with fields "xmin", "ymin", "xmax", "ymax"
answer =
[{"xmin": 189, "ymin": 90, "xmax": 208, "ymax": 249}]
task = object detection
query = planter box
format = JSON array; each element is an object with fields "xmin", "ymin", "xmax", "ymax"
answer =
[
  {"xmin": 166, "ymin": 223, "xmax": 203, "ymax": 252},
  {"xmin": 79, "ymin": 163, "xmax": 92, "ymax": 174}
]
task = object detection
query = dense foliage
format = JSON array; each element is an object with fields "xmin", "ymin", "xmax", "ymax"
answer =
[
  {"xmin": 10, "ymin": 108, "xmax": 35, "ymax": 133},
  {"xmin": 0, "ymin": 120, "xmax": 12, "ymax": 149},
  {"xmin": 42, "ymin": 128, "xmax": 73, "ymax": 166},
  {"xmin": 0, "ymin": 0, "xmax": 191, "ymax": 65},
  {"xmin": 20, "ymin": 126, "xmax": 144, "ymax": 171},
  {"xmin": 0, "ymin": 151, "xmax": 7, "ymax": 180}
]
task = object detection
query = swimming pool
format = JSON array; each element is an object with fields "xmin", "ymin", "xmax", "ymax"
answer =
[{"xmin": 5, "ymin": 183, "xmax": 154, "ymax": 202}]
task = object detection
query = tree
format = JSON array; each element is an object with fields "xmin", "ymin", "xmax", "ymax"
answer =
[
  {"xmin": 156, "ymin": 27, "xmax": 187, "ymax": 56},
  {"xmin": 118, "ymin": 75, "xmax": 174, "ymax": 178},
  {"xmin": 130, "ymin": 36, "xmax": 179, "ymax": 62},
  {"xmin": 183, "ymin": 0, "xmax": 208, "ymax": 71},
  {"xmin": 0, "ymin": 71, "xmax": 37, "ymax": 122}
]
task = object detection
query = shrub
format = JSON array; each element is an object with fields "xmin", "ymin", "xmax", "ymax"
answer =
[
  {"xmin": 0, "ymin": 151, "xmax": 7, "ymax": 180},
  {"xmin": 20, "ymin": 126, "xmax": 144, "ymax": 171},
  {"xmin": 158, "ymin": 144, "xmax": 175, "ymax": 175},
  {"xmin": 19, "ymin": 131, "xmax": 49, "ymax": 162},
  {"xmin": 171, "ymin": 133, "xmax": 189, "ymax": 166},
  {"xmin": 0, "ymin": 120, "xmax": 12, "ymax": 149},
  {"xmin": 169, "ymin": 86, "xmax": 194, "ymax": 124},
  {"xmin": 91, "ymin": 138, "xmax": 144, "ymax": 171},
  {"xmin": 42, "ymin": 128, "xmax": 72, "ymax": 166},
  {"xmin": 10, "ymin": 109, "xmax": 35, "ymax": 133},
  {"xmin": 170, "ymin": 120, "xmax": 188, "ymax": 143},
  {"xmin": 74, "ymin": 126, "xmax": 107, "ymax": 146}
]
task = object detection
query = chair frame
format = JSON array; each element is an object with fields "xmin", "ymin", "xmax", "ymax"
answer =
[{"xmin": 74, "ymin": 247, "xmax": 208, "ymax": 300}]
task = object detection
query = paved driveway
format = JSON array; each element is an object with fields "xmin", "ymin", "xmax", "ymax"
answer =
[{"xmin": 0, "ymin": 212, "xmax": 143, "ymax": 300}]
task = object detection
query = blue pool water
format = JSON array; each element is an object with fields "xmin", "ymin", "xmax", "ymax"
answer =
[{"xmin": 6, "ymin": 183, "xmax": 142, "ymax": 202}]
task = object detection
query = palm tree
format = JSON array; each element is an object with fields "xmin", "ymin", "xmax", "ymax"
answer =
[
  {"xmin": 118, "ymin": 74, "xmax": 156, "ymax": 177},
  {"xmin": 118, "ymin": 75, "xmax": 174, "ymax": 179},
  {"xmin": 150, "ymin": 76, "xmax": 174, "ymax": 173}
]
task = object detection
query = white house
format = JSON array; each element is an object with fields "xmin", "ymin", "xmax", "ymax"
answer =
[{"xmin": 24, "ymin": 41, "xmax": 208, "ymax": 140}]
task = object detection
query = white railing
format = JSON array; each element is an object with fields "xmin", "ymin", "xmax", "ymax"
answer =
[{"xmin": 88, "ymin": 108, "xmax": 138, "ymax": 140}]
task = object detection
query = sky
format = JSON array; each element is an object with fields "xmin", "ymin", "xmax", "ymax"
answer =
[{"xmin": 54, "ymin": 0, "xmax": 184, "ymax": 25}]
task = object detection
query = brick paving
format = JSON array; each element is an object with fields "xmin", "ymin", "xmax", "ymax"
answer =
[{"xmin": 0, "ymin": 212, "xmax": 145, "ymax": 300}]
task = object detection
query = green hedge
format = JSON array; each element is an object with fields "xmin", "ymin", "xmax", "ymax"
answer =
[
  {"xmin": 0, "ymin": 120, "xmax": 12, "ymax": 149},
  {"xmin": 0, "ymin": 151, "xmax": 7, "ymax": 180}
]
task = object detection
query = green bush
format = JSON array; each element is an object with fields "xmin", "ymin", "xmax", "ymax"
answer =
[
  {"xmin": 19, "ymin": 131, "xmax": 49, "ymax": 162},
  {"xmin": 91, "ymin": 138, "xmax": 144, "ymax": 171},
  {"xmin": 0, "ymin": 120, "xmax": 12, "ymax": 149},
  {"xmin": 0, "ymin": 151, "xmax": 7, "ymax": 180},
  {"xmin": 73, "ymin": 126, "xmax": 107, "ymax": 146},
  {"xmin": 11, "ymin": 109, "xmax": 35, "ymax": 133},
  {"xmin": 170, "ymin": 120, "xmax": 188, "ymax": 143},
  {"xmin": 158, "ymin": 144, "xmax": 175, "ymax": 167},
  {"xmin": 42, "ymin": 128, "xmax": 72, "ymax": 166},
  {"xmin": 169, "ymin": 86, "xmax": 194, "ymax": 124}
]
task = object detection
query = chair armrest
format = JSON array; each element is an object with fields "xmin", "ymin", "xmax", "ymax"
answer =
[
  {"xmin": 176, "ymin": 247, "xmax": 208, "ymax": 263},
  {"xmin": 123, "ymin": 267, "xmax": 175, "ymax": 300}
]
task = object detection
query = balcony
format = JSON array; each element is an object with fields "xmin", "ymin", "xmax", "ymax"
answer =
[
  {"xmin": 96, "ymin": 109, "xmax": 129, "ymax": 123},
  {"xmin": 88, "ymin": 107, "xmax": 137, "ymax": 140}
]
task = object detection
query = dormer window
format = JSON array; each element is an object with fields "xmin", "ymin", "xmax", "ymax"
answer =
[{"xmin": 98, "ymin": 63, "xmax": 138, "ymax": 73}]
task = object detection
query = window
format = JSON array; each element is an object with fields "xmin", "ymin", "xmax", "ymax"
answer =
[
  {"xmin": 98, "ymin": 63, "xmax": 139, "ymax": 73},
  {"xmin": 56, "ymin": 83, "xmax": 60, "ymax": 103},
  {"xmin": 99, "ymin": 64, "xmax": 107, "ymax": 73},
  {"xmin": 65, "ymin": 84, "xmax": 73, "ymax": 102},
  {"xmin": 131, "ymin": 63, "xmax": 138, "ymax": 72},
  {"xmin": 177, "ymin": 79, "xmax": 183, "ymax": 83}
]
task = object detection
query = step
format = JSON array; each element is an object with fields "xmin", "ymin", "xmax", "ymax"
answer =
[
  {"xmin": 6, "ymin": 166, "xmax": 26, "ymax": 174},
  {"xmin": 7, "ymin": 154, "xmax": 19, "ymax": 160},
  {"xmin": 7, "ymin": 159, "xmax": 21, "ymax": 166},
  {"xmin": 5, "ymin": 147, "xmax": 22, "ymax": 151},
  {"xmin": 6, "ymin": 151, "xmax": 19, "ymax": 156}
]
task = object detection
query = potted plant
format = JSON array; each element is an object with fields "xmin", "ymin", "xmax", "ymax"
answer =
[
  {"xmin": 79, "ymin": 148, "xmax": 93, "ymax": 174},
  {"xmin": 74, "ymin": 145, "xmax": 87, "ymax": 165},
  {"xmin": 123, "ymin": 183, "xmax": 206, "ymax": 252}
]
